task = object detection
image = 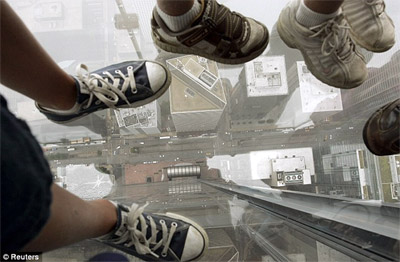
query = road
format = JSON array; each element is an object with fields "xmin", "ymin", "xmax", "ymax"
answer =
[{"xmin": 48, "ymin": 118, "xmax": 365, "ymax": 169}]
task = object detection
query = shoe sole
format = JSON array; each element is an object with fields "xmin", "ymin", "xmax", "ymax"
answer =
[
  {"xmin": 152, "ymin": 28, "xmax": 269, "ymax": 65},
  {"xmin": 363, "ymin": 111, "xmax": 379, "ymax": 155},
  {"xmin": 161, "ymin": 212, "xmax": 210, "ymax": 261},
  {"xmin": 47, "ymin": 61, "xmax": 172, "ymax": 124},
  {"xmin": 277, "ymin": 10, "xmax": 365, "ymax": 89},
  {"xmin": 363, "ymin": 99, "xmax": 400, "ymax": 156}
]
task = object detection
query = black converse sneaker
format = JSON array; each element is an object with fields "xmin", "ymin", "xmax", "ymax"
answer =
[
  {"xmin": 36, "ymin": 61, "xmax": 171, "ymax": 123},
  {"xmin": 97, "ymin": 202, "xmax": 209, "ymax": 262}
]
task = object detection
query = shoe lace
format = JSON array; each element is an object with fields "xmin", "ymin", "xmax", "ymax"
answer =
[
  {"xmin": 110, "ymin": 203, "xmax": 178, "ymax": 259},
  {"xmin": 76, "ymin": 63, "xmax": 141, "ymax": 110},
  {"xmin": 309, "ymin": 14, "xmax": 354, "ymax": 61},
  {"xmin": 366, "ymin": 0, "xmax": 385, "ymax": 16}
]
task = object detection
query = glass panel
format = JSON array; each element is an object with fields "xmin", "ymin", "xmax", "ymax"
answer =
[
  {"xmin": 43, "ymin": 180, "xmax": 370, "ymax": 262},
  {"xmin": 1, "ymin": 0, "xmax": 399, "ymax": 261}
]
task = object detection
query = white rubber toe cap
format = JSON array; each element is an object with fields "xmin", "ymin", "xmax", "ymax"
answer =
[
  {"xmin": 180, "ymin": 226, "xmax": 206, "ymax": 261},
  {"xmin": 146, "ymin": 61, "xmax": 168, "ymax": 93}
]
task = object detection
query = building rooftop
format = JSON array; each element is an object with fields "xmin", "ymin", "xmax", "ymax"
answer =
[
  {"xmin": 114, "ymin": 101, "xmax": 158, "ymax": 128},
  {"xmin": 245, "ymin": 56, "xmax": 288, "ymax": 97},
  {"xmin": 167, "ymin": 55, "xmax": 227, "ymax": 113},
  {"xmin": 296, "ymin": 61, "xmax": 343, "ymax": 113}
]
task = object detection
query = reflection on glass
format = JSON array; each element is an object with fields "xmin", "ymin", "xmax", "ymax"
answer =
[{"xmin": 1, "ymin": 0, "xmax": 399, "ymax": 261}]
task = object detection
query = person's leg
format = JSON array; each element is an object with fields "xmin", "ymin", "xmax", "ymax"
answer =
[
  {"xmin": 304, "ymin": 0, "xmax": 343, "ymax": 14},
  {"xmin": 1, "ymin": 1, "xmax": 171, "ymax": 124},
  {"xmin": 0, "ymin": 0, "xmax": 76, "ymax": 110},
  {"xmin": 22, "ymin": 183, "xmax": 209, "ymax": 261},
  {"xmin": 155, "ymin": 0, "xmax": 201, "ymax": 33},
  {"xmin": 1, "ymin": 93, "xmax": 208, "ymax": 260},
  {"xmin": 151, "ymin": 0, "xmax": 269, "ymax": 64},
  {"xmin": 296, "ymin": 0, "xmax": 343, "ymax": 28},
  {"xmin": 22, "ymin": 184, "xmax": 117, "ymax": 251},
  {"xmin": 157, "ymin": 0, "xmax": 195, "ymax": 16}
]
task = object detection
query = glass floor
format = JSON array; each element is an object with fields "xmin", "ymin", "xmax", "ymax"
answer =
[
  {"xmin": 44, "ymin": 178, "xmax": 388, "ymax": 262},
  {"xmin": 1, "ymin": 0, "xmax": 400, "ymax": 261}
]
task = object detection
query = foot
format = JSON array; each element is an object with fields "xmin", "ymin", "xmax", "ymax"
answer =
[
  {"xmin": 363, "ymin": 99, "xmax": 400, "ymax": 156},
  {"xmin": 151, "ymin": 0, "xmax": 269, "ymax": 65},
  {"xmin": 277, "ymin": 0, "xmax": 368, "ymax": 89},
  {"xmin": 36, "ymin": 61, "xmax": 171, "ymax": 123},
  {"xmin": 97, "ymin": 202, "xmax": 209, "ymax": 262},
  {"xmin": 342, "ymin": 0, "xmax": 395, "ymax": 53}
]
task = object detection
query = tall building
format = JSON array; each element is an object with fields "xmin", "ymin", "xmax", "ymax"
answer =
[
  {"xmin": 127, "ymin": 0, "xmax": 159, "ymax": 58},
  {"xmin": 228, "ymin": 51, "xmax": 344, "ymax": 132},
  {"xmin": 167, "ymin": 55, "xmax": 227, "ymax": 133},
  {"xmin": 319, "ymin": 149, "xmax": 367, "ymax": 199},
  {"xmin": 312, "ymin": 142, "xmax": 383, "ymax": 200},
  {"xmin": 207, "ymin": 148, "xmax": 315, "ymax": 188},
  {"xmin": 290, "ymin": 61, "xmax": 343, "ymax": 125},
  {"xmin": 11, "ymin": 0, "xmax": 117, "ymax": 68},
  {"xmin": 249, "ymin": 147, "xmax": 314, "ymax": 186},
  {"xmin": 295, "ymin": 62, "xmax": 343, "ymax": 113},
  {"xmin": 10, "ymin": 1, "xmax": 84, "ymax": 33},
  {"xmin": 229, "ymin": 56, "xmax": 289, "ymax": 131},
  {"xmin": 207, "ymin": 154, "xmax": 252, "ymax": 183},
  {"xmin": 375, "ymin": 154, "xmax": 400, "ymax": 203},
  {"xmin": 113, "ymin": 0, "xmax": 157, "ymax": 60},
  {"xmin": 329, "ymin": 50, "xmax": 400, "ymax": 124},
  {"xmin": 245, "ymin": 56, "xmax": 288, "ymax": 98},
  {"xmin": 245, "ymin": 59, "xmax": 342, "ymax": 131},
  {"xmin": 114, "ymin": 101, "xmax": 161, "ymax": 135}
]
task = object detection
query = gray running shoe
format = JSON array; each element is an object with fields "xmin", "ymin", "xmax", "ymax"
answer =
[
  {"xmin": 342, "ymin": 0, "xmax": 395, "ymax": 53},
  {"xmin": 151, "ymin": 0, "xmax": 269, "ymax": 65},
  {"xmin": 98, "ymin": 202, "xmax": 209, "ymax": 262},
  {"xmin": 277, "ymin": 0, "xmax": 368, "ymax": 89},
  {"xmin": 363, "ymin": 99, "xmax": 400, "ymax": 156},
  {"xmin": 36, "ymin": 61, "xmax": 171, "ymax": 123}
]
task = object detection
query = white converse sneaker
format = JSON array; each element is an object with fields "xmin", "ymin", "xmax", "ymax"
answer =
[
  {"xmin": 97, "ymin": 202, "xmax": 209, "ymax": 262},
  {"xmin": 342, "ymin": 0, "xmax": 395, "ymax": 52},
  {"xmin": 277, "ymin": 0, "xmax": 368, "ymax": 89}
]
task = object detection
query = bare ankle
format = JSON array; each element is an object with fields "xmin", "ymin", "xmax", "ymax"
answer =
[
  {"xmin": 38, "ymin": 76, "xmax": 77, "ymax": 111},
  {"xmin": 304, "ymin": 0, "xmax": 344, "ymax": 14}
]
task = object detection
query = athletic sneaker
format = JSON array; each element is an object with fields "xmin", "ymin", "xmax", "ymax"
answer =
[
  {"xmin": 277, "ymin": 0, "xmax": 368, "ymax": 89},
  {"xmin": 151, "ymin": 0, "xmax": 269, "ymax": 65},
  {"xmin": 36, "ymin": 61, "xmax": 171, "ymax": 123},
  {"xmin": 363, "ymin": 99, "xmax": 400, "ymax": 156},
  {"xmin": 342, "ymin": 0, "xmax": 395, "ymax": 53},
  {"xmin": 97, "ymin": 202, "xmax": 209, "ymax": 262}
]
